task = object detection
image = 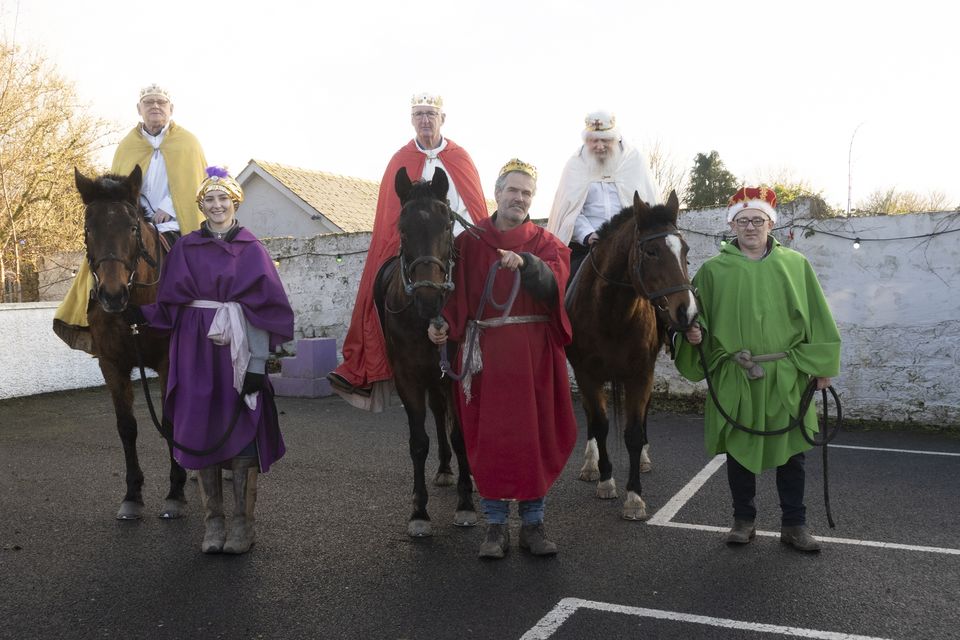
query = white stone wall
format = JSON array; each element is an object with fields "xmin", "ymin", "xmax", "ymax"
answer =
[
  {"xmin": 0, "ymin": 303, "xmax": 104, "ymax": 398},
  {"xmin": 655, "ymin": 202, "xmax": 960, "ymax": 425}
]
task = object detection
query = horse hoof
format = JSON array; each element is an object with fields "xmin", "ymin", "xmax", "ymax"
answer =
[
  {"xmin": 595, "ymin": 478, "xmax": 618, "ymax": 500},
  {"xmin": 622, "ymin": 492, "xmax": 649, "ymax": 521},
  {"xmin": 408, "ymin": 520, "xmax": 432, "ymax": 537},
  {"xmin": 639, "ymin": 462, "xmax": 653, "ymax": 474},
  {"xmin": 116, "ymin": 501, "xmax": 144, "ymax": 520},
  {"xmin": 579, "ymin": 469, "xmax": 600, "ymax": 482},
  {"xmin": 159, "ymin": 499, "xmax": 187, "ymax": 519},
  {"xmin": 433, "ymin": 472, "xmax": 455, "ymax": 487},
  {"xmin": 454, "ymin": 510, "xmax": 478, "ymax": 527},
  {"xmin": 187, "ymin": 470, "xmax": 198, "ymax": 482}
]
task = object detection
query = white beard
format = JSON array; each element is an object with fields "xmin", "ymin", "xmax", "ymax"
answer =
[{"xmin": 584, "ymin": 143, "xmax": 623, "ymax": 180}]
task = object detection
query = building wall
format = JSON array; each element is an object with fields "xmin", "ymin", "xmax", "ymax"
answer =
[{"xmin": 239, "ymin": 173, "xmax": 333, "ymax": 239}]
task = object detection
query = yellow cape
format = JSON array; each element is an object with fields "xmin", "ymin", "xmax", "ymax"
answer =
[{"xmin": 53, "ymin": 122, "xmax": 207, "ymax": 352}]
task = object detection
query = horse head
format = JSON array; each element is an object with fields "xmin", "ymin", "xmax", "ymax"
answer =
[
  {"xmin": 394, "ymin": 167, "xmax": 456, "ymax": 319},
  {"xmin": 628, "ymin": 190, "xmax": 698, "ymax": 331},
  {"xmin": 75, "ymin": 165, "xmax": 158, "ymax": 313}
]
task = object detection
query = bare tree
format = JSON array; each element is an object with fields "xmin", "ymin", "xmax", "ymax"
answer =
[
  {"xmin": 642, "ymin": 139, "xmax": 687, "ymax": 203},
  {"xmin": 855, "ymin": 188, "xmax": 953, "ymax": 215},
  {"xmin": 0, "ymin": 40, "xmax": 113, "ymax": 301}
]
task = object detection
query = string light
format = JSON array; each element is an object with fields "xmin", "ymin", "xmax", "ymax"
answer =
[
  {"xmin": 272, "ymin": 248, "xmax": 368, "ymax": 263},
  {"xmin": 852, "ymin": 238, "xmax": 861, "ymax": 250},
  {"xmin": 335, "ymin": 254, "xmax": 343, "ymax": 264}
]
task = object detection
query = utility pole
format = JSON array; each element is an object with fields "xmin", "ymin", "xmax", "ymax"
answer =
[{"xmin": 847, "ymin": 122, "xmax": 864, "ymax": 215}]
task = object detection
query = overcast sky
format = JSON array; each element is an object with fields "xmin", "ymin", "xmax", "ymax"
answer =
[{"xmin": 5, "ymin": 0, "xmax": 957, "ymax": 214}]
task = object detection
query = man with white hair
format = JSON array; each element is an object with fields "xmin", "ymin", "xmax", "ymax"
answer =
[
  {"xmin": 53, "ymin": 84, "xmax": 207, "ymax": 354},
  {"xmin": 546, "ymin": 110, "xmax": 661, "ymax": 276},
  {"xmin": 328, "ymin": 92, "xmax": 489, "ymax": 410}
]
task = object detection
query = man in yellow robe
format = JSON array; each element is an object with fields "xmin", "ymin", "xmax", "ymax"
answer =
[{"xmin": 53, "ymin": 84, "xmax": 207, "ymax": 353}]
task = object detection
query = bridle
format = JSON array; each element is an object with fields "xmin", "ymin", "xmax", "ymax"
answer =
[
  {"xmin": 85, "ymin": 201, "xmax": 162, "ymax": 291},
  {"xmin": 385, "ymin": 201, "xmax": 458, "ymax": 314},
  {"xmin": 589, "ymin": 226, "xmax": 697, "ymax": 311}
]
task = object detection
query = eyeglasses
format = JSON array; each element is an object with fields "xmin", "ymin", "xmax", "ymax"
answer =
[
  {"xmin": 141, "ymin": 98, "xmax": 169, "ymax": 107},
  {"xmin": 734, "ymin": 217, "xmax": 769, "ymax": 228},
  {"xmin": 412, "ymin": 110, "xmax": 440, "ymax": 120}
]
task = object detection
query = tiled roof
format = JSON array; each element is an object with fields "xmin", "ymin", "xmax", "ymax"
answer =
[{"xmin": 253, "ymin": 160, "xmax": 380, "ymax": 233}]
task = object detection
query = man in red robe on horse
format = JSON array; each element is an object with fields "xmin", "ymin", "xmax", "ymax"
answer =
[
  {"xmin": 429, "ymin": 159, "xmax": 577, "ymax": 559},
  {"xmin": 328, "ymin": 92, "xmax": 489, "ymax": 411}
]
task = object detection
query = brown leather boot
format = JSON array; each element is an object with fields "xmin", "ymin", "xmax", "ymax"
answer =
[
  {"xmin": 197, "ymin": 466, "xmax": 225, "ymax": 554},
  {"xmin": 726, "ymin": 519, "xmax": 757, "ymax": 545},
  {"xmin": 478, "ymin": 524, "xmax": 510, "ymax": 559},
  {"xmin": 519, "ymin": 522, "xmax": 558, "ymax": 556},
  {"xmin": 223, "ymin": 457, "xmax": 258, "ymax": 554},
  {"xmin": 780, "ymin": 525, "xmax": 822, "ymax": 552}
]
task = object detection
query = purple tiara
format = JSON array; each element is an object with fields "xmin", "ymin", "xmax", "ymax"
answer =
[{"xmin": 205, "ymin": 166, "xmax": 230, "ymax": 179}]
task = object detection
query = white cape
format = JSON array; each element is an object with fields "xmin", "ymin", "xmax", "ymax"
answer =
[{"xmin": 546, "ymin": 142, "xmax": 661, "ymax": 245}]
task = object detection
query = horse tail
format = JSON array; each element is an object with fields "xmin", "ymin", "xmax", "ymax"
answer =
[{"xmin": 610, "ymin": 380, "xmax": 624, "ymax": 433}]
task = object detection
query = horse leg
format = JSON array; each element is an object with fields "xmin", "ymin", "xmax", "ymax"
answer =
[
  {"xmin": 577, "ymin": 379, "xmax": 601, "ymax": 482},
  {"xmin": 156, "ymin": 364, "xmax": 187, "ymax": 519},
  {"xmin": 429, "ymin": 385, "xmax": 454, "ymax": 487},
  {"xmin": 622, "ymin": 377, "xmax": 653, "ymax": 521},
  {"xmin": 100, "ymin": 363, "xmax": 144, "ymax": 520},
  {"xmin": 396, "ymin": 377, "xmax": 431, "ymax": 537},
  {"xmin": 438, "ymin": 385, "xmax": 477, "ymax": 527},
  {"xmin": 580, "ymin": 379, "xmax": 617, "ymax": 499}
]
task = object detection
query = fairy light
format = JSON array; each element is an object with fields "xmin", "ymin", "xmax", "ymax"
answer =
[{"xmin": 852, "ymin": 238, "xmax": 861, "ymax": 250}]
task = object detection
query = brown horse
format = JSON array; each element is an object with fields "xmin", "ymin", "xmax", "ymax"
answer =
[
  {"xmin": 565, "ymin": 191, "xmax": 697, "ymax": 520},
  {"xmin": 75, "ymin": 165, "xmax": 187, "ymax": 520},
  {"xmin": 375, "ymin": 167, "xmax": 476, "ymax": 537}
]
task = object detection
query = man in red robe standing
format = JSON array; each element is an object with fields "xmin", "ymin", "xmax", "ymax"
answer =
[
  {"xmin": 429, "ymin": 159, "xmax": 577, "ymax": 559},
  {"xmin": 328, "ymin": 93, "xmax": 489, "ymax": 411}
]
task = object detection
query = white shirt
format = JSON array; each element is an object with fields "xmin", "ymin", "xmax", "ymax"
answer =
[
  {"xmin": 140, "ymin": 124, "xmax": 179, "ymax": 233},
  {"xmin": 573, "ymin": 182, "xmax": 623, "ymax": 245},
  {"xmin": 416, "ymin": 137, "xmax": 466, "ymax": 236}
]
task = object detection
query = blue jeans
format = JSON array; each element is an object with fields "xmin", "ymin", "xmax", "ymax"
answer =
[
  {"xmin": 480, "ymin": 497, "xmax": 545, "ymax": 525},
  {"xmin": 726, "ymin": 452, "xmax": 806, "ymax": 526}
]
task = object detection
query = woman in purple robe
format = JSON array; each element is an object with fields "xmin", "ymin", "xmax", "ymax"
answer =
[{"xmin": 135, "ymin": 166, "xmax": 294, "ymax": 555}]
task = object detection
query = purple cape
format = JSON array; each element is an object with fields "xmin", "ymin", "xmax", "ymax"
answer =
[{"xmin": 143, "ymin": 228, "xmax": 294, "ymax": 471}]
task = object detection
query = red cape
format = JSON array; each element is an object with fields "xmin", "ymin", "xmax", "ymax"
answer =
[
  {"xmin": 334, "ymin": 139, "xmax": 488, "ymax": 386},
  {"xmin": 444, "ymin": 216, "xmax": 576, "ymax": 500}
]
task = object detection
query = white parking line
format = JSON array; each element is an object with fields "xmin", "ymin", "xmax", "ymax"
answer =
[
  {"xmin": 647, "ymin": 449, "xmax": 960, "ymax": 556},
  {"xmin": 520, "ymin": 598, "xmax": 892, "ymax": 640}
]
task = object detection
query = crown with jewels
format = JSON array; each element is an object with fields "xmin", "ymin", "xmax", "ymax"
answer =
[
  {"xmin": 411, "ymin": 92, "xmax": 443, "ymax": 109},
  {"xmin": 139, "ymin": 83, "xmax": 171, "ymax": 102},
  {"xmin": 498, "ymin": 158, "xmax": 538, "ymax": 181}
]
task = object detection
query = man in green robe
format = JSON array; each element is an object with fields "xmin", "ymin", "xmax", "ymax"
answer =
[
  {"xmin": 53, "ymin": 84, "xmax": 207, "ymax": 353},
  {"xmin": 674, "ymin": 186, "xmax": 841, "ymax": 552}
]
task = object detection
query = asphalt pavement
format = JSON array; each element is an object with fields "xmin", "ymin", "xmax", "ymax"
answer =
[{"xmin": 1, "ymin": 387, "xmax": 958, "ymax": 640}]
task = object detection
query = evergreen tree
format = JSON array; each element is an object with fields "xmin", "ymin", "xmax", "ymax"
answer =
[{"xmin": 683, "ymin": 150, "xmax": 738, "ymax": 208}]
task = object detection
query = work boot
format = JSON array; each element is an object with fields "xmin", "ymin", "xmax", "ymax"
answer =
[
  {"xmin": 223, "ymin": 457, "xmax": 258, "ymax": 554},
  {"xmin": 726, "ymin": 519, "xmax": 757, "ymax": 545},
  {"xmin": 519, "ymin": 522, "xmax": 558, "ymax": 556},
  {"xmin": 197, "ymin": 466, "xmax": 226, "ymax": 554},
  {"xmin": 478, "ymin": 523, "xmax": 509, "ymax": 559},
  {"xmin": 780, "ymin": 525, "xmax": 822, "ymax": 552}
]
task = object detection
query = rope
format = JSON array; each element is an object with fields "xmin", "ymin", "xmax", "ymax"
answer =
[{"xmin": 695, "ymin": 341, "xmax": 842, "ymax": 528}]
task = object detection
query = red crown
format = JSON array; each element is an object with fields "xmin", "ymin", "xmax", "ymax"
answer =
[{"xmin": 726, "ymin": 186, "xmax": 777, "ymax": 222}]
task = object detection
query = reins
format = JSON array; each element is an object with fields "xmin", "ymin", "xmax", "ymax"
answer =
[
  {"xmin": 693, "ymin": 340, "xmax": 843, "ymax": 528},
  {"xmin": 437, "ymin": 261, "xmax": 521, "ymax": 381}
]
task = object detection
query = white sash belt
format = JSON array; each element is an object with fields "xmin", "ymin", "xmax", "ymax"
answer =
[{"xmin": 188, "ymin": 300, "xmax": 256, "ymax": 409}]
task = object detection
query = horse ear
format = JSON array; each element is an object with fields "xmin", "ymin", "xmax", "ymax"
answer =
[
  {"xmin": 666, "ymin": 190, "xmax": 680, "ymax": 222},
  {"xmin": 395, "ymin": 167, "xmax": 413, "ymax": 203},
  {"xmin": 128, "ymin": 165, "xmax": 143, "ymax": 206},
  {"xmin": 431, "ymin": 167, "xmax": 449, "ymax": 201},
  {"xmin": 633, "ymin": 191, "xmax": 650, "ymax": 214},
  {"xmin": 74, "ymin": 167, "xmax": 97, "ymax": 205}
]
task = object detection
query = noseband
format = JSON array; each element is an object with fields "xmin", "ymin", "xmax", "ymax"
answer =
[
  {"xmin": 400, "ymin": 253, "xmax": 455, "ymax": 296},
  {"xmin": 86, "ymin": 203, "xmax": 162, "ymax": 291},
  {"xmin": 632, "ymin": 229, "xmax": 697, "ymax": 307}
]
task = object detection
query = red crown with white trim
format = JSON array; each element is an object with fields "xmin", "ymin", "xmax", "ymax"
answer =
[{"xmin": 727, "ymin": 186, "xmax": 777, "ymax": 223}]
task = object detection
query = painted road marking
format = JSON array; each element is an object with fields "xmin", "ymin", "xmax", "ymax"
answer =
[
  {"xmin": 520, "ymin": 598, "xmax": 892, "ymax": 640},
  {"xmin": 647, "ymin": 449, "xmax": 960, "ymax": 556}
]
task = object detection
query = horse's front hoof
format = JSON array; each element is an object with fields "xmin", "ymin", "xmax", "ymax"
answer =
[
  {"xmin": 159, "ymin": 499, "xmax": 187, "ymax": 519},
  {"xmin": 453, "ymin": 510, "xmax": 478, "ymax": 527},
  {"xmin": 621, "ymin": 492, "xmax": 649, "ymax": 521},
  {"xmin": 595, "ymin": 478, "xmax": 618, "ymax": 500},
  {"xmin": 433, "ymin": 471, "xmax": 455, "ymax": 487},
  {"xmin": 116, "ymin": 501, "xmax": 144, "ymax": 520},
  {"xmin": 579, "ymin": 466, "xmax": 600, "ymax": 482},
  {"xmin": 408, "ymin": 519, "xmax": 432, "ymax": 537}
]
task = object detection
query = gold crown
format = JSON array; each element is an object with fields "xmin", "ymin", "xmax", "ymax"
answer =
[
  {"xmin": 499, "ymin": 158, "xmax": 538, "ymax": 181},
  {"xmin": 411, "ymin": 92, "xmax": 443, "ymax": 109},
  {"xmin": 139, "ymin": 83, "xmax": 171, "ymax": 102}
]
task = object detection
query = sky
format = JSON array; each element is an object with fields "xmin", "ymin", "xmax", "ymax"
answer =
[{"xmin": 4, "ymin": 0, "xmax": 958, "ymax": 215}]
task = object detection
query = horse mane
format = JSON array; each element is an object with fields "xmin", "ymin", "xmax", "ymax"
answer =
[
  {"xmin": 404, "ymin": 179, "xmax": 442, "ymax": 205},
  {"xmin": 595, "ymin": 201, "xmax": 676, "ymax": 241},
  {"xmin": 86, "ymin": 173, "xmax": 136, "ymax": 203}
]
